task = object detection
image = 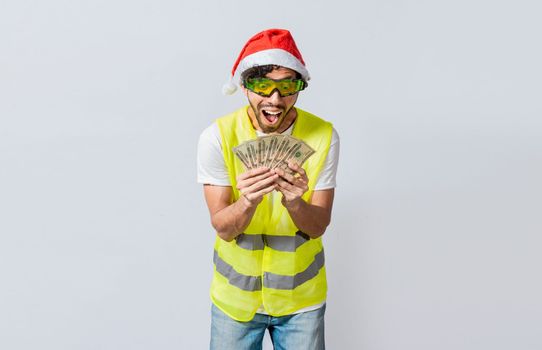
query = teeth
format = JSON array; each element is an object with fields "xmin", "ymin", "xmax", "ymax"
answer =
[{"xmin": 263, "ymin": 110, "xmax": 281, "ymax": 115}]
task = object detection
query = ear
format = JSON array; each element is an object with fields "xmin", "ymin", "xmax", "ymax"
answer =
[{"xmin": 240, "ymin": 84, "xmax": 249, "ymax": 96}]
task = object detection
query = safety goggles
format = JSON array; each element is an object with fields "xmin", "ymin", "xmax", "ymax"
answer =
[{"xmin": 243, "ymin": 78, "xmax": 306, "ymax": 97}]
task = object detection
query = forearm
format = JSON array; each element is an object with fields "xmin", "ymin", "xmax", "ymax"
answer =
[
  {"xmin": 211, "ymin": 196, "xmax": 257, "ymax": 241},
  {"xmin": 283, "ymin": 199, "xmax": 331, "ymax": 239},
  {"xmin": 204, "ymin": 169, "xmax": 277, "ymax": 242}
]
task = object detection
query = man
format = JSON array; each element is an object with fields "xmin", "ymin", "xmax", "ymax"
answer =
[{"xmin": 197, "ymin": 28, "xmax": 340, "ymax": 350}]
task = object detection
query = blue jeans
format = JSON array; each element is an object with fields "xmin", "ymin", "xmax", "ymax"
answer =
[{"xmin": 210, "ymin": 304, "xmax": 326, "ymax": 350}]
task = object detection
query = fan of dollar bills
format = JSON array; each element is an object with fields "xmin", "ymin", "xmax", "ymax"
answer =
[{"xmin": 233, "ymin": 135, "xmax": 315, "ymax": 174}]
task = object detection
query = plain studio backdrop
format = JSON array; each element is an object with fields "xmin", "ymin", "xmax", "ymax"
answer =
[{"xmin": 1, "ymin": 0, "xmax": 541, "ymax": 349}]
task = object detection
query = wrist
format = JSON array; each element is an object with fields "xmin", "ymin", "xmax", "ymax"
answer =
[
  {"xmin": 239, "ymin": 194, "xmax": 257, "ymax": 210},
  {"xmin": 282, "ymin": 197, "xmax": 303, "ymax": 211}
]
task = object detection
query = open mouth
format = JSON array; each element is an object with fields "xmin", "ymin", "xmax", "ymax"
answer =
[{"xmin": 261, "ymin": 109, "xmax": 282, "ymax": 124}]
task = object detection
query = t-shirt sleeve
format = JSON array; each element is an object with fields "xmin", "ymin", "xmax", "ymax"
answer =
[
  {"xmin": 313, "ymin": 127, "xmax": 340, "ymax": 191},
  {"xmin": 197, "ymin": 123, "xmax": 232, "ymax": 186}
]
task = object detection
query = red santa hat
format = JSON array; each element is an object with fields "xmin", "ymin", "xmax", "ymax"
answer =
[{"xmin": 222, "ymin": 28, "xmax": 310, "ymax": 95}]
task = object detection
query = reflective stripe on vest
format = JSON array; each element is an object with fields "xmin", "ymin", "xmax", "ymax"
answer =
[
  {"xmin": 264, "ymin": 250, "xmax": 325, "ymax": 290},
  {"xmin": 214, "ymin": 249, "xmax": 325, "ymax": 291},
  {"xmin": 235, "ymin": 231, "xmax": 311, "ymax": 252},
  {"xmin": 213, "ymin": 250, "xmax": 262, "ymax": 291}
]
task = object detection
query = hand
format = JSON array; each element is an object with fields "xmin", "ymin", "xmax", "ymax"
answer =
[
  {"xmin": 274, "ymin": 162, "xmax": 309, "ymax": 209},
  {"xmin": 236, "ymin": 167, "xmax": 278, "ymax": 208}
]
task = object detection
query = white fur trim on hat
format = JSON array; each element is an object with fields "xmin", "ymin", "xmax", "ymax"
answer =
[{"xmin": 232, "ymin": 48, "xmax": 310, "ymax": 85}]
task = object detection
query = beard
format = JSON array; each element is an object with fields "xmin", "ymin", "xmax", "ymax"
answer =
[{"xmin": 249, "ymin": 102, "xmax": 293, "ymax": 134}]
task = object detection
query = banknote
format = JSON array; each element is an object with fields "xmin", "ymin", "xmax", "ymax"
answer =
[
  {"xmin": 274, "ymin": 140, "xmax": 315, "ymax": 174},
  {"xmin": 233, "ymin": 135, "xmax": 315, "ymax": 173},
  {"xmin": 232, "ymin": 144, "xmax": 252, "ymax": 169}
]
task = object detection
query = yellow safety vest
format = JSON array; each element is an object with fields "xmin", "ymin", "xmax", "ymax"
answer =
[{"xmin": 211, "ymin": 106, "xmax": 333, "ymax": 321}]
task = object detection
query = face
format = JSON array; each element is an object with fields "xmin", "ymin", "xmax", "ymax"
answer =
[{"xmin": 243, "ymin": 67, "xmax": 300, "ymax": 134}]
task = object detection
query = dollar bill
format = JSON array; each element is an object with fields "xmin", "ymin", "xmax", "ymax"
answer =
[
  {"xmin": 233, "ymin": 134, "xmax": 315, "ymax": 172},
  {"xmin": 233, "ymin": 143, "xmax": 257, "ymax": 169},
  {"xmin": 269, "ymin": 135, "xmax": 292, "ymax": 169},
  {"xmin": 285, "ymin": 140, "xmax": 315, "ymax": 166},
  {"xmin": 256, "ymin": 137, "xmax": 268, "ymax": 167},
  {"xmin": 264, "ymin": 135, "xmax": 282, "ymax": 168},
  {"xmin": 269, "ymin": 137, "xmax": 295, "ymax": 169},
  {"xmin": 274, "ymin": 138, "xmax": 314, "ymax": 174}
]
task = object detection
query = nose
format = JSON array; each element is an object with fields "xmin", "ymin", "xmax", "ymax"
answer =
[{"xmin": 267, "ymin": 89, "xmax": 282, "ymax": 102}]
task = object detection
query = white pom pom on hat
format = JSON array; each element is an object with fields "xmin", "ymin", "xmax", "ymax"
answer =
[
  {"xmin": 222, "ymin": 28, "xmax": 310, "ymax": 95},
  {"xmin": 222, "ymin": 81, "xmax": 238, "ymax": 95}
]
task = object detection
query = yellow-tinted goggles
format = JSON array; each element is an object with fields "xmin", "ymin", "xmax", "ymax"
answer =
[{"xmin": 244, "ymin": 78, "xmax": 306, "ymax": 97}]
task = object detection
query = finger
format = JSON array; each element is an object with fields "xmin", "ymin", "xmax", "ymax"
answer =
[
  {"xmin": 236, "ymin": 170, "xmax": 275, "ymax": 189},
  {"xmin": 236, "ymin": 167, "xmax": 270, "ymax": 181},
  {"xmin": 288, "ymin": 162, "xmax": 308, "ymax": 179},
  {"xmin": 274, "ymin": 168, "xmax": 297, "ymax": 184},
  {"xmin": 273, "ymin": 183, "xmax": 290, "ymax": 196},
  {"xmin": 275, "ymin": 179, "xmax": 305, "ymax": 198},
  {"xmin": 276, "ymin": 178, "xmax": 308, "ymax": 196},
  {"xmin": 255, "ymin": 183, "xmax": 277, "ymax": 197},
  {"xmin": 294, "ymin": 177, "xmax": 308, "ymax": 187},
  {"xmin": 241, "ymin": 173, "xmax": 279, "ymax": 195},
  {"xmin": 246, "ymin": 183, "xmax": 276, "ymax": 202},
  {"xmin": 275, "ymin": 178, "xmax": 295, "ymax": 192},
  {"xmin": 276, "ymin": 169, "xmax": 307, "ymax": 189},
  {"xmin": 274, "ymin": 183, "xmax": 296, "ymax": 200}
]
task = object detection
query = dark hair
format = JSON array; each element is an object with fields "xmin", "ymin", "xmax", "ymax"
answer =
[{"xmin": 241, "ymin": 65, "xmax": 306, "ymax": 86}]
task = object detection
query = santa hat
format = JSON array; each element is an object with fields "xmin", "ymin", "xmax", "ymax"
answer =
[{"xmin": 222, "ymin": 29, "xmax": 310, "ymax": 95}]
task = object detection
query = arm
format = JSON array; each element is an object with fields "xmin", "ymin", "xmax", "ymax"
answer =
[
  {"xmin": 282, "ymin": 188, "xmax": 334, "ymax": 239},
  {"xmin": 203, "ymin": 167, "xmax": 278, "ymax": 242},
  {"xmin": 275, "ymin": 163, "xmax": 335, "ymax": 239}
]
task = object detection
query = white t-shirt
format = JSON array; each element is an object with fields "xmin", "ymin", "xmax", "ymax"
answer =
[{"xmin": 197, "ymin": 117, "xmax": 340, "ymax": 315}]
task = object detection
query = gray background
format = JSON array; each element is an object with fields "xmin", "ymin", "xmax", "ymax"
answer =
[{"xmin": 1, "ymin": 0, "xmax": 541, "ymax": 349}]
